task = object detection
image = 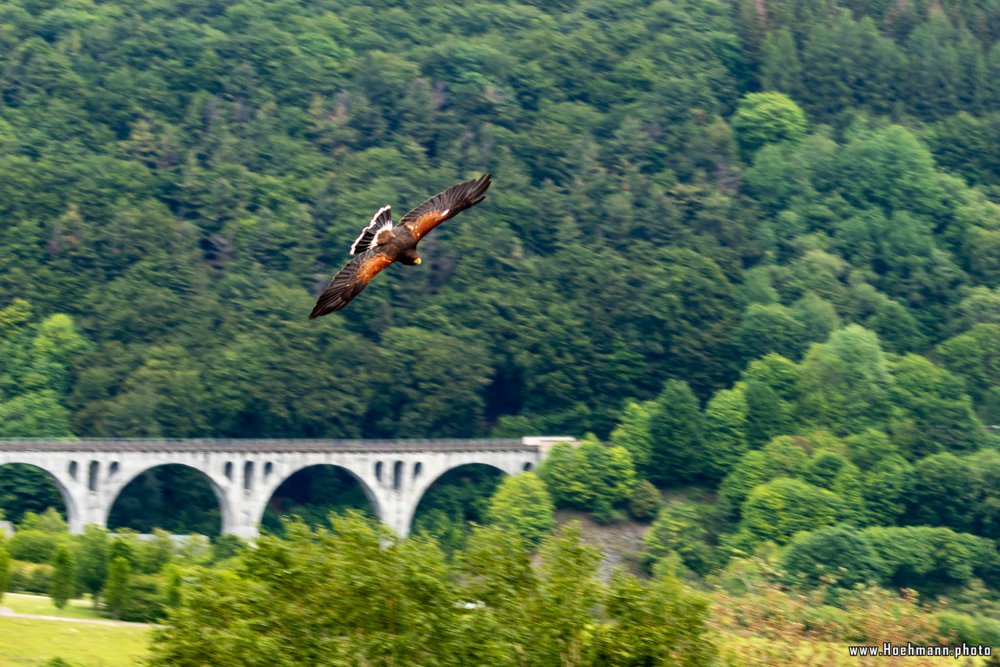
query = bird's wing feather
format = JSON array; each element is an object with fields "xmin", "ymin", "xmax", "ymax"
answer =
[
  {"xmin": 398, "ymin": 174, "xmax": 491, "ymax": 243},
  {"xmin": 309, "ymin": 250, "xmax": 394, "ymax": 318},
  {"xmin": 350, "ymin": 206, "xmax": 393, "ymax": 254}
]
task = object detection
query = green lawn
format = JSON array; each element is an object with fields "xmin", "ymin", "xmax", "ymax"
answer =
[
  {"xmin": 3, "ymin": 593, "xmax": 106, "ymax": 620},
  {"xmin": 0, "ymin": 616, "xmax": 150, "ymax": 666}
]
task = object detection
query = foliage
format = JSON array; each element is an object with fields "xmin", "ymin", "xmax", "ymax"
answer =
[
  {"xmin": 48, "ymin": 546, "xmax": 75, "ymax": 609},
  {"xmin": 0, "ymin": 468, "xmax": 65, "ymax": 526},
  {"xmin": 645, "ymin": 503, "xmax": 717, "ymax": 576},
  {"xmin": 0, "ymin": 0, "xmax": 996, "ymax": 550},
  {"xmin": 485, "ymin": 472, "xmax": 555, "ymax": 546},
  {"xmin": 735, "ymin": 477, "xmax": 844, "ymax": 548},
  {"xmin": 710, "ymin": 573, "xmax": 947, "ymax": 667},
  {"xmin": 937, "ymin": 610, "xmax": 1000, "ymax": 649},
  {"xmin": 1, "ymin": 0, "xmax": 1000, "ymax": 641},
  {"xmin": 118, "ymin": 573, "xmax": 165, "ymax": 623},
  {"xmin": 645, "ymin": 381, "xmax": 706, "ymax": 485},
  {"xmin": 626, "ymin": 480, "xmax": 663, "ymax": 522},
  {"xmin": 609, "ymin": 400, "xmax": 655, "ymax": 472},
  {"xmin": 103, "ymin": 556, "xmax": 131, "ymax": 621},
  {"xmin": 591, "ymin": 558, "xmax": 717, "ymax": 667},
  {"xmin": 861, "ymin": 525, "xmax": 1000, "ymax": 595},
  {"xmin": 261, "ymin": 465, "xmax": 374, "ymax": 535},
  {"xmin": 20, "ymin": 509, "xmax": 67, "ymax": 534},
  {"xmin": 796, "ymin": 326, "xmax": 894, "ymax": 435},
  {"xmin": 731, "ymin": 92, "xmax": 808, "ymax": 155},
  {"xmin": 903, "ymin": 452, "xmax": 976, "ymax": 532},
  {"xmin": 780, "ymin": 525, "xmax": 886, "ymax": 590},
  {"xmin": 107, "ymin": 466, "xmax": 221, "ymax": 536},
  {"xmin": 889, "ymin": 353, "xmax": 986, "ymax": 457},
  {"xmin": 5, "ymin": 561, "xmax": 53, "ymax": 595},
  {"xmin": 718, "ymin": 436, "xmax": 810, "ymax": 517},
  {"xmin": 8, "ymin": 530, "xmax": 66, "ymax": 564},
  {"xmin": 150, "ymin": 514, "xmax": 718, "ymax": 666},
  {"xmin": 211, "ymin": 535, "xmax": 244, "ymax": 563},
  {"xmin": 701, "ymin": 387, "xmax": 749, "ymax": 482},
  {"xmin": 538, "ymin": 438, "xmax": 637, "ymax": 522},
  {"xmin": 0, "ymin": 540, "xmax": 9, "ymax": 604},
  {"xmin": 411, "ymin": 464, "xmax": 503, "ymax": 553}
]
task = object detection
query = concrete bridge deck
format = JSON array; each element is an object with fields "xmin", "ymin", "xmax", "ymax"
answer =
[{"xmin": 0, "ymin": 438, "xmax": 542, "ymax": 453}]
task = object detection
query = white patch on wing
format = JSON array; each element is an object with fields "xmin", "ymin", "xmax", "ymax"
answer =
[{"xmin": 350, "ymin": 205, "xmax": 393, "ymax": 254}]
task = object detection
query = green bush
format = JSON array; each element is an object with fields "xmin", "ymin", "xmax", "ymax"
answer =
[
  {"xmin": 538, "ymin": 438, "xmax": 637, "ymax": 521},
  {"xmin": 0, "ymin": 540, "xmax": 9, "ymax": 602},
  {"xmin": 49, "ymin": 545, "xmax": 75, "ymax": 609},
  {"xmin": 645, "ymin": 503, "xmax": 716, "ymax": 576},
  {"xmin": 8, "ymin": 530, "xmax": 65, "ymax": 564},
  {"xmin": 718, "ymin": 436, "xmax": 810, "ymax": 516},
  {"xmin": 732, "ymin": 92, "xmax": 808, "ymax": 155},
  {"xmin": 119, "ymin": 573, "xmax": 166, "ymax": 623},
  {"xmin": 485, "ymin": 473, "xmax": 555, "ymax": 546},
  {"xmin": 627, "ymin": 480, "xmax": 663, "ymax": 522},
  {"xmin": 211, "ymin": 534, "xmax": 243, "ymax": 563},
  {"xmin": 780, "ymin": 525, "xmax": 887, "ymax": 589},
  {"xmin": 7, "ymin": 560, "xmax": 54, "ymax": 594},
  {"xmin": 738, "ymin": 477, "xmax": 844, "ymax": 546},
  {"xmin": 862, "ymin": 526, "xmax": 1000, "ymax": 594},
  {"xmin": 938, "ymin": 611, "xmax": 1000, "ymax": 647}
]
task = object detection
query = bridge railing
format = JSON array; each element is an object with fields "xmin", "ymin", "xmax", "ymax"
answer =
[{"xmin": 0, "ymin": 437, "xmax": 572, "ymax": 453}]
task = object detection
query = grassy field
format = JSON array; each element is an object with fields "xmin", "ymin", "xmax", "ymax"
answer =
[
  {"xmin": 0, "ymin": 594, "xmax": 151, "ymax": 666},
  {"xmin": 3, "ymin": 593, "xmax": 106, "ymax": 620},
  {"xmin": 0, "ymin": 616, "xmax": 150, "ymax": 667}
]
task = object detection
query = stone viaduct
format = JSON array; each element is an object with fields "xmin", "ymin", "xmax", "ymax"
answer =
[{"xmin": 0, "ymin": 437, "xmax": 572, "ymax": 538}]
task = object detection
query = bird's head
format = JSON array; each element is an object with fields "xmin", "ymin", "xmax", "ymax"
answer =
[{"xmin": 399, "ymin": 248, "xmax": 422, "ymax": 266}]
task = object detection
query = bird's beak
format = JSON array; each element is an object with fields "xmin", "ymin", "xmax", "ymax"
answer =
[{"xmin": 414, "ymin": 258, "xmax": 422, "ymax": 265}]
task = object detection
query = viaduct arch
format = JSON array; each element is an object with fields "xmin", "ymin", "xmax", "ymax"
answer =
[{"xmin": 0, "ymin": 437, "xmax": 570, "ymax": 537}]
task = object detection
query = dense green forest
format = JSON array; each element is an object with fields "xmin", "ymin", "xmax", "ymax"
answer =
[
  {"xmin": 0, "ymin": 0, "xmax": 999, "ymax": 440},
  {"xmin": 4, "ymin": 0, "xmax": 1000, "ymax": 662}
]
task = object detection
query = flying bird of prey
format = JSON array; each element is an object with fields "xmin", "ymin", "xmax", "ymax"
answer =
[{"xmin": 309, "ymin": 174, "xmax": 492, "ymax": 318}]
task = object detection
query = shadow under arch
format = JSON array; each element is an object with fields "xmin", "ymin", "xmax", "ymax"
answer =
[
  {"xmin": 411, "ymin": 463, "xmax": 506, "ymax": 549},
  {"xmin": 107, "ymin": 463, "xmax": 228, "ymax": 536},
  {"xmin": 0, "ymin": 461, "xmax": 76, "ymax": 527},
  {"xmin": 261, "ymin": 464, "xmax": 379, "ymax": 534}
]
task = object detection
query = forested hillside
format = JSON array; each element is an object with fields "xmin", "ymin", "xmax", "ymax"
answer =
[
  {"xmin": 5, "ymin": 1, "xmax": 1000, "ymax": 662},
  {"xmin": 0, "ymin": 0, "xmax": 998, "ymax": 442}
]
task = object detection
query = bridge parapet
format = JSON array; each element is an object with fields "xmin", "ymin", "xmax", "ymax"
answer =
[{"xmin": 0, "ymin": 437, "xmax": 543, "ymax": 453}]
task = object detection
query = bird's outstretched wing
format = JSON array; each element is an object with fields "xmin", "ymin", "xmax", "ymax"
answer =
[
  {"xmin": 350, "ymin": 205, "xmax": 392, "ymax": 254},
  {"xmin": 398, "ymin": 173, "xmax": 492, "ymax": 243},
  {"xmin": 309, "ymin": 250, "xmax": 394, "ymax": 318}
]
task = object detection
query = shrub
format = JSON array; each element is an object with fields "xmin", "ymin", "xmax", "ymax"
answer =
[
  {"xmin": 486, "ymin": 473, "xmax": 555, "ymax": 546},
  {"xmin": 49, "ymin": 545, "xmax": 75, "ymax": 609},
  {"xmin": 938, "ymin": 611, "xmax": 1000, "ymax": 648},
  {"xmin": 738, "ymin": 477, "xmax": 844, "ymax": 546},
  {"xmin": 627, "ymin": 480, "xmax": 663, "ymax": 522},
  {"xmin": 862, "ymin": 525, "xmax": 1000, "ymax": 595},
  {"xmin": 0, "ymin": 540, "xmax": 9, "ymax": 603},
  {"xmin": 538, "ymin": 437, "xmax": 637, "ymax": 521},
  {"xmin": 645, "ymin": 503, "xmax": 716, "ymax": 576},
  {"xmin": 732, "ymin": 91, "xmax": 808, "ymax": 155},
  {"xmin": 119, "ymin": 573, "xmax": 165, "ymax": 622},
  {"xmin": 780, "ymin": 525, "xmax": 887, "ymax": 589},
  {"xmin": 8, "ymin": 529, "xmax": 65, "ymax": 563},
  {"xmin": 7, "ymin": 560, "xmax": 54, "ymax": 594},
  {"xmin": 211, "ymin": 534, "xmax": 243, "ymax": 563}
]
